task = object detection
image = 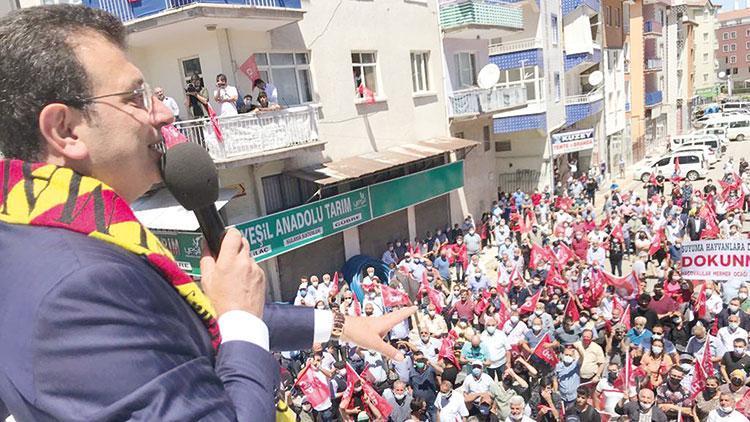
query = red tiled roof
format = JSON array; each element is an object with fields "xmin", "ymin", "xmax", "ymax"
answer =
[{"xmin": 718, "ymin": 8, "xmax": 750, "ymax": 22}]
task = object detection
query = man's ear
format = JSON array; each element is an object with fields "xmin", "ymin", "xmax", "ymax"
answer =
[{"xmin": 38, "ymin": 103, "xmax": 88, "ymax": 161}]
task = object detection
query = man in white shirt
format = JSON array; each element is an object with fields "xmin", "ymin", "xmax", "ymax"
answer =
[
  {"xmin": 718, "ymin": 314, "xmax": 749, "ymax": 352},
  {"xmin": 707, "ymin": 392, "xmax": 750, "ymax": 422},
  {"xmin": 481, "ymin": 317, "xmax": 511, "ymax": 381},
  {"xmin": 251, "ymin": 78, "xmax": 278, "ymax": 106},
  {"xmin": 154, "ymin": 87, "xmax": 180, "ymax": 120},
  {"xmin": 213, "ymin": 73, "xmax": 238, "ymax": 116},
  {"xmin": 506, "ymin": 395, "xmax": 535, "ymax": 422},
  {"xmin": 434, "ymin": 379, "xmax": 469, "ymax": 422},
  {"xmin": 463, "ymin": 361, "xmax": 496, "ymax": 415}
]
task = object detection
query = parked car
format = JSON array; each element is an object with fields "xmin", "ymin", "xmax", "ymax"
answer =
[
  {"xmin": 670, "ymin": 145, "xmax": 717, "ymax": 166},
  {"xmin": 634, "ymin": 152, "xmax": 707, "ymax": 183}
]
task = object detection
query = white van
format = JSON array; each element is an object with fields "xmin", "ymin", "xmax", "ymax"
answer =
[
  {"xmin": 671, "ymin": 145, "xmax": 717, "ymax": 165},
  {"xmin": 702, "ymin": 115, "xmax": 750, "ymax": 141},
  {"xmin": 671, "ymin": 133, "xmax": 721, "ymax": 151},
  {"xmin": 634, "ymin": 152, "xmax": 707, "ymax": 182},
  {"xmin": 722, "ymin": 101, "xmax": 750, "ymax": 111},
  {"xmin": 690, "ymin": 127, "xmax": 729, "ymax": 150}
]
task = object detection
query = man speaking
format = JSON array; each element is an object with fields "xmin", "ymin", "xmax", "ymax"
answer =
[{"xmin": 0, "ymin": 5, "xmax": 413, "ymax": 421}]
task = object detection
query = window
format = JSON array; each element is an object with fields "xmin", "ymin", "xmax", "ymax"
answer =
[
  {"xmin": 454, "ymin": 132, "xmax": 465, "ymax": 139},
  {"xmin": 483, "ymin": 126, "xmax": 491, "ymax": 152},
  {"xmin": 605, "ymin": 6, "xmax": 611, "ymax": 25},
  {"xmin": 734, "ymin": 67, "xmax": 739, "ymax": 74},
  {"xmin": 254, "ymin": 52, "xmax": 313, "ymax": 105},
  {"xmin": 616, "ymin": 7, "xmax": 621, "ymax": 26},
  {"xmin": 678, "ymin": 155, "xmax": 700, "ymax": 165},
  {"xmin": 747, "ymin": 54, "xmax": 750, "ymax": 62},
  {"xmin": 262, "ymin": 174, "xmax": 316, "ymax": 214},
  {"xmin": 731, "ymin": 44, "xmax": 737, "ymax": 51},
  {"xmin": 496, "ymin": 65, "xmax": 544, "ymax": 102},
  {"xmin": 554, "ymin": 72, "xmax": 561, "ymax": 102},
  {"xmin": 703, "ymin": 53, "xmax": 709, "ymax": 63},
  {"xmin": 724, "ymin": 45, "xmax": 731, "ymax": 53},
  {"xmin": 410, "ymin": 52, "xmax": 430, "ymax": 93},
  {"xmin": 495, "ymin": 141, "xmax": 512, "ymax": 152},
  {"xmin": 731, "ymin": 56, "xmax": 737, "ymax": 64},
  {"xmin": 180, "ymin": 56, "xmax": 203, "ymax": 86},
  {"xmin": 551, "ymin": 15, "xmax": 559, "ymax": 46},
  {"xmin": 704, "ymin": 32, "xmax": 709, "ymax": 42},
  {"xmin": 352, "ymin": 52, "xmax": 379, "ymax": 99},
  {"xmin": 732, "ymin": 31, "xmax": 737, "ymax": 39},
  {"xmin": 703, "ymin": 73, "xmax": 708, "ymax": 82},
  {"xmin": 723, "ymin": 32, "xmax": 729, "ymax": 40},
  {"xmin": 454, "ymin": 52, "xmax": 477, "ymax": 88},
  {"xmin": 747, "ymin": 29, "xmax": 750, "ymax": 36}
]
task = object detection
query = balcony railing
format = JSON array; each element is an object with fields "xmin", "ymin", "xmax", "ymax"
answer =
[
  {"xmin": 644, "ymin": 21, "xmax": 663, "ymax": 35},
  {"xmin": 488, "ymin": 38, "xmax": 543, "ymax": 56},
  {"xmin": 645, "ymin": 58, "xmax": 663, "ymax": 71},
  {"xmin": 84, "ymin": 0, "xmax": 301, "ymax": 23},
  {"xmin": 564, "ymin": 88, "xmax": 604, "ymax": 105},
  {"xmin": 645, "ymin": 91, "xmax": 663, "ymax": 107},
  {"xmin": 173, "ymin": 105, "xmax": 319, "ymax": 162},
  {"xmin": 625, "ymin": 102, "xmax": 631, "ymax": 112},
  {"xmin": 439, "ymin": 0, "xmax": 523, "ymax": 31},
  {"xmin": 448, "ymin": 85, "xmax": 527, "ymax": 117}
]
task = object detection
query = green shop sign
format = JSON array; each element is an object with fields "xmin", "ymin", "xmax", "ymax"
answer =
[{"xmin": 155, "ymin": 161, "xmax": 464, "ymax": 276}]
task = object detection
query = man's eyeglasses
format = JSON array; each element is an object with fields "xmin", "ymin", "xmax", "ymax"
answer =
[{"xmin": 78, "ymin": 82, "xmax": 154, "ymax": 112}]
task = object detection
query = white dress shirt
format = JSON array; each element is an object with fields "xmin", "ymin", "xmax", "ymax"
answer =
[
  {"xmin": 161, "ymin": 96, "xmax": 180, "ymax": 118},
  {"xmin": 217, "ymin": 309, "xmax": 333, "ymax": 352}
]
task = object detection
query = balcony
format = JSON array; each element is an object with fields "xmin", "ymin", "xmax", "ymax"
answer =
[
  {"xmin": 562, "ymin": 0, "xmax": 600, "ymax": 17},
  {"xmin": 488, "ymin": 38, "xmax": 543, "ymax": 56},
  {"xmin": 84, "ymin": 0, "xmax": 303, "ymax": 31},
  {"xmin": 644, "ymin": 58, "xmax": 663, "ymax": 72},
  {"xmin": 564, "ymin": 88, "xmax": 604, "ymax": 105},
  {"xmin": 565, "ymin": 90, "xmax": 604, "ymax": 126},
  {"xmin": 644, "ymin": 21, "xmax": 663, "ymax": 36},
  {"xmin": 625, "ymin": 102, "xmax": 631, "ymax": 112},
  {"xmin": 173, "ymin": 105, "xmax": 323, "ymax": 167},
  {"xmin": 448, "ymin": 85, "xmax": 527, "ymax": 118},
  {"xmin": 564, "ymin": 46, "xmax": 602, "ymax": 72},
  {"xmin": 439, "ymin": 0, "xmax": 524, "ymax": 39},
  {"xmin": 645, "ymin": 90, "xmax": 663, "ymax": 108}
]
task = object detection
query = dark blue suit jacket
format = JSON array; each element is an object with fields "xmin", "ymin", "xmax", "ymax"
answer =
[{"xmin": 0, "ymin": 223, "xmax": 315, "ymax": 421}]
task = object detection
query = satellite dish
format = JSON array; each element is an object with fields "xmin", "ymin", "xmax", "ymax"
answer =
[
  {"xmin": 588, "ymin": 70, "xmax": 604, "ymax": 87},
  {"xmin": 719, "ymin": 71, "xmax": 727, "ymax": 79},
  {"xmin": 477, "ymin": 63, "xmax": 501, "ymax": 89}
]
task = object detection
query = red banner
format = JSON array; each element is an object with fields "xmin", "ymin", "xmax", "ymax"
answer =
[
  {"xmin": 532, "ymin": 333, "xmax": 559, "ymax": 367},
  {"xmin": 160, "ymin": 124, "xmax": 188, "ymax": 149},
  {"xmin": 293, "ymin": 366, "xmax": 331, "ymax": 409},
  {"xmin": 602, "ymin": 271, "xmax": 640, "ymax": 298},
  {"xmin": 564, "ymin": 298, "xmax": 579, "ymax": 321},
  {"xmin": 519, "ymin": 289, "xmax": 542, "ymax": 314},
  {"xmin": 239, "ymin": 54, "xmax": 261, "ymax": 83},
  {"xmin": 381, "ymin": 284, "xmax": 411, "ymax": 308},
  {"xmin": 206, "ymin": 104, "xmax": 223, "ymax": 143}
]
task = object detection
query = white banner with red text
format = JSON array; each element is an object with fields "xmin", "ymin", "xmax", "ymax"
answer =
[{"xmin": 680, "ymin": 239, "xmax": 750, "ymax": 281}]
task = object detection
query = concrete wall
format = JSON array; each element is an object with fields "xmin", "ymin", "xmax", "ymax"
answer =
[
  {"xmin": 693, "ymin": 3, "xmax": 719, "ymax": 90},
  {"xmin": 603, "ymin": 0, "xmax": 625, "ymax": 48}
]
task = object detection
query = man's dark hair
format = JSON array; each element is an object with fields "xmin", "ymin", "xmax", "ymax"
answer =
[
  {"xmin": 0, "ymin": 5, "xmax": 125, "ymax": 161},
  {"xmin": 216, "ymin": 73, "xmax": 227, "ymax": 83}
]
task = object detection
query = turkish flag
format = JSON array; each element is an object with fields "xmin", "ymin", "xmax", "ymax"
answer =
[
  {"xmin": 582, "ymin": 269, "xmax": 606, "ymax": 308},
  {"xmin": 293, "ymin": 366, "xmax": 331, "ymax": 409},
  {"xmin": 329, "ymin": 272, "xmax": 340, "ymax": 298},
  {"xmin": 532, "ymin": 333, "xmax": 559, "ymax": 367},
  {"xmin": 206, "ymin": 104, "xmax": 223, "ymax": 143},
  {"xmin": 381, "ymin": 284, "xmax": 411, "ymax": 307},
  {"xmin": 239, "ymin": 54, "xmax": 261, "ymax": 83},
  {"xmin": 160, "ymin": 124, "xmax": 188, "ymax": 149},
  {"xmin": 648, "ymin": 229, "xmax": 664, "ymax": 256},
  {"xmin": 615, "ymin": 350, "xmax": 646, "ymax": 394},
  {"xmin": 602, "ymin": 271, "xmax": 640, "ymax": 298},
  {"xmin": 519, "ymin": 289, "xmax": 542, "ymax": 314},
  {"xmin": 418, "ymin": 272, "xmax": 443, "ymax": 313},
  {"xmin": 564, "ymin": 298, "xmax": 579, "ymax": 321},
  {"xmin": 509, "ymin": 267, "xmax": 525, "ymax": 287}
]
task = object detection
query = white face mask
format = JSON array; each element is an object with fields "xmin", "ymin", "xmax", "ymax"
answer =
[
  {"xmin": 720, "ymin": 406, "xmax": 734, "ymax": 414},
  {"xmin": 562, "ymin": 355, "xmax": 574, "ymax": 364},
  {"xmin": 652, "ymin": 346, "xmax": 663, "ymax": 355},
  {"xmin": 510, "ymin": 315, "xmax": 519, "ymax": 324},
  {"xmin": 741, "ymin": 293, "xmax": 748, "ymax": 300},
  {"xmin": 394, "ymin": 392, "xmax": 406, "ymax": 400}
]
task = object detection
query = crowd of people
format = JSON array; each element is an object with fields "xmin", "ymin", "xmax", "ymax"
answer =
[{"xmin": 276, "ymin": 159, "xmax": 750, "ymax": 422}]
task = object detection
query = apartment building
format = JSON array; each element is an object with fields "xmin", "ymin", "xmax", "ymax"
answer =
[
  {"xmin": 716, "ymin": 7, "xmax": 750, "ymax": 90},
  {"xmin": 46, "ymin": 0, "xmax": 490, "ymax": 301},
  {"xmin": 688, "ymin": 0, "xmax": 720, "ymax": 98},
  {"xmin": 602, "ymin": 0, "xmax": 628, "ymax": 171}
]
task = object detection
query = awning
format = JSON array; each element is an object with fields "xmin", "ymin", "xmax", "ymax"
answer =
[
  {"xmin": 133, "ymin": 185, "xmax": 244, "ymax": 231},
  {"xmin": 289, "ymin": 137, "xmax": 478, "ymax": 186}
]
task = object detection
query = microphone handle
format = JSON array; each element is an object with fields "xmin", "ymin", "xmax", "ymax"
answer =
[{"xmin": 194, "ymin": 205, "xmax": 227, "ymax": 258}]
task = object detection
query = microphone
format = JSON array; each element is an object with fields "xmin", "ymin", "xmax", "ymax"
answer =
[{"xmin": 161, "ymin": 142, "xmax": 226, "ymax": 257}]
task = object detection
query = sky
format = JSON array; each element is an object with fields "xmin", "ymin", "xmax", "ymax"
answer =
[{"xmin": 716, "ymin": 0, "xmax": 746, "ymax": 11}]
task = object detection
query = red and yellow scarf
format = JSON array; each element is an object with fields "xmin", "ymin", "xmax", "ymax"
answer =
[{"xmin": 0, "ymin": 160, "xmax": 221, "ymax": 348}]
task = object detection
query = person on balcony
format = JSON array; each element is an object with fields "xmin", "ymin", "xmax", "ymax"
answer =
[
  {"xmin": 213, "ymin": 73, "xmax": 238, "ymax": 117},
  {"xmin": 184, "ymin": 73, "xmax": 208, "ymax": 118},
  {"xmin": 252, "ymin": 78, "xmax": 279, "ymax": 107},
  {"xmin": 155, "ymin": 86, "xmax": 180, "ymax": 121}
]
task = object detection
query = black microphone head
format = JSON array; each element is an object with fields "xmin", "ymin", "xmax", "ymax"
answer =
[{"xmin": 161, "ymin": 142, "xmax": 218, "ymax": 211}]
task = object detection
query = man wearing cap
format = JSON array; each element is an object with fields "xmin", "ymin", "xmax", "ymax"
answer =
[
  {"xmin": 721, "ymin": 369, "xmax": 750, "ymax": 404},
  {"xmin": 462, "ymin": 360, "xmax": 496, "ymax": 417}
]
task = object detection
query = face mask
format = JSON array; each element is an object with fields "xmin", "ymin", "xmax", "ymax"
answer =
[
  {"xmin": 741, "ymin": 293, "xmax": 748, "ymax": 300},
  {"xmin": 705, "ymin": 387, "xmax": 717, "ymax": 395},
  {"xmin": 556, "ymin": 304, "xmax": 565, "ymax": 311},
  {"xmin": 580, "ymin": 317, "xmax": 588, "ymax": 324},
  {"xmin": 471, "ymin": 368, "xmax": 482, "ymax": 377},
  {"xmin": 720, "ymin": 406, "xmax": 734, "ymax": 414},
  {"xmin": 367, "ymin": 272, "xmax": 374, "ymax": 277},
  {"xmin": 415, "ymin": 362, "xmax": 425, "ymax": 370},
  {"xmin": 607, "ymin": 373, "xmax": 618, "ymax": 383},
  {"xmin": 338, "ymin": 369, "xmax": 346, "ymax": 376},
  {"xmin": 394, "ymin": 393, "xmax": 406, "ymax": 400},
  {"xmin": 737, "ymin": 347, "xmax": 746, "ymax": 355},
  {"xmin": 706, "ymin": 290, "xmax": 713, "ymax": 297},
  {"xmin": 428, "ymin": 311, "xmax": 436, "ymax": 317},
  {"xmin": 510, "ymin": 315, "xmax": 519, "ymax": 324},
  {"xmin": 533, "ymin": 325, "xmax": 542, "ymax": 332},
  {"xmin": 731, "ymin": 305, "xmax": 740, "ymax": 313},
  {"xmin": 562, "ymin": 355, "xmax": 574, "ymax": 364},
  {"xmin": 730, "ymin": 322, "xmax": 740, "ymax": 330},
  {"xmin": 652, "ymin": 334, "xmax": 663, "ymax": 340},
  {"xmin": 299, "ymin": 290, "xmax": 307, "ymax": 297},
  {"xmin": 316, "ymin": 305, "xmax": 325, "ymax": 310},
  {"xmin": 486, "ymin": 326, "xmax": 496, "ymax": 334},
  {"xmin": 673, "ymin": 317, "xmax": 682, "ymax": 324},
  {"xmin": 732, "ymin": 377, "xmax": 744, "ymax": 387},
  {"xmin": 652, "ymin": 346, "xmax": 663, "ymax": 355},
  {"xmin": 535, "ymin": 310, "xmax": 543, "ymax": 316},
  {"xmin": 365, "ymin": 311, "xmax": 373, "ymax": 316},
  {"xmin": 639, "ymin": 401, "xmax": 652, "ymax": 411}
]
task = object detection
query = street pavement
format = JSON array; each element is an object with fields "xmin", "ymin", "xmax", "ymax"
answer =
[{"xmin": 474, "ymin": 140, "xmax": 750, "ymax": 285}]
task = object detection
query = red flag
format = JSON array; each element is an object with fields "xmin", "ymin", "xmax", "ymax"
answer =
[
  {"xmin": 362, "ymin": 378, "xmax": 392, "ymax": 419},
  {"xmin": 519, "ymin": 289, "xmax": 542, "ymax": 314},
  {"xmin": 496, "ymin": 265, "xmax": 510, "ymax": 291},
  {"xmin": 531, "ymin": 333, "xmax": 559, "ymax": 367},
  {"xmin": 293, "ymin": 366, "xmax": 331, "ymax": 409},
  {"xmin": 726, "ymin": 191, "xmax": 746, "ymax": 212},
  {"xmin": 582, "ymin": 269, "xmax": 606, "ymax": 308},
  {"xmin": 545, "ymin": 266, "xmax": 568, "ymax": 289},
  {"xmin": 239, "ymin": 54, "xmax": 261, "ymax": 83},
  {"xmin": 380, "ymin": 284, "xmax": 411, "ymax": 307},
  {"xmin": 555, "ymin": 242, "xmax": 576, "ymax": 265},
  {"xmin": 622, "ymin": 304, "xmax": 632, "ymax": 331},
  {"xmin": 615, "ymin": 349, "xmax": 645, "ymax": 394},
  {"xmin": 341, "ymin": 363, "xmax": 359, "ymax": 404},
  {"xmin": 556, "ymin": 196, "xmax": 574, "ymax": 211},
  {"xmin": 674, "ymin": 157, "xmax": 681, "ymax": 176},
  {"xmin": 497, "ymin": 300, "xmax": 512, "ymax": 327},
  {"xmin": 509, "ymin": 267, "xmax": 525, "ymax": 287},
  {"xmin": 564, "ymin": 298, "xmax": 580, "ymax": 321},
  {"xmin": 699, "ymin": 206, "xmax": 720, "ymax": 239},
  {"xmin": 530, "ymin": 243, "xmax": 552, "ymax": 269},
  {"xmin": 612, "ymin": 296, "xmax": 625, "ymax": 318},
  {"xmin": 689, "ymin": 342, "xmax": 711, "ymax": 399},
  {"xmin": 598, "ymin": 215, "xmax": 610, "ymax": 230},
  {"xmin": 206, "ymin": 104, "xmax": 223, "ymax": 143},
  {"xmin": 736, "ymin": 389, "xmax": 750, "ymax": 417},
  {"xmin": 610, "ymin": 224, "xmax": 624, "ymax": 242},
  {"xmin": 602, "ymin": 271, "xmax": 640, "ymax": 298},
  {"xmin": 648, "ymin": 229, "xmax": 664, "ymax": 256},
  {"xmin": 352, "ymin": 293, "xmax": 362, "ymax": 316},
  {"xmin": 360, "ymin": 364, "xmax": 377, "ymax": 385},
  {"xmin": 329, "ymin": 272, "xmax": 340, "ymax": 298},
  {"xmin": 719, "ymin": 173, "xmax": 742, "ymax": 192},
  {"xmin": 357, "ymin": 83, "xmax": 376, "ymax": 104},
  {"xmin": 160, "ymin": 124, "xmax": 188, "ymax": 149},
  {"xmin": 700, "ymin": 336, "xmax": 714, "ymax": 377},
  {"xmin": 418, "ymin": 273, "xmax": 443, "ymax": 313},
  {"xmin": 695, "ymin": 284, "xmax": 707, "ymax": 319},
  {"xmin": 439, "ymin": 336, "xmax": 461, "ymax": 369}
]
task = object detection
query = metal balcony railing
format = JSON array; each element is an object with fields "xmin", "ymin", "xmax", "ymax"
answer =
[
  {"xmin": 645, "ymin": 58, "xmax": 663, "ymax": 71},
  {"xmin": 439, "ymin": 0, "xmax": 523, "ymax": 31},
  {"xmin": 564, "ymin": 88, "xmax": 604, "ymax": 105},
  {"xmin": 173, "ymin": 105, "xmax": 320, "ymax": 161},
  {"xmin": 488, "ymin": 38, "xmax": 543, "ymax": 56},
  {"xmin": 645, "ymin": 91, "xmax": 663, "ymax": 107},
  {"xmin": 448, "ymin": 84, "xmax": 526, "ymax": 117},
  {"xmin": 84, "ymin": 0, "xmax": 301, "ymax": 23}
]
